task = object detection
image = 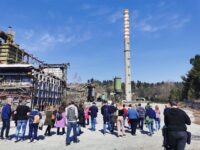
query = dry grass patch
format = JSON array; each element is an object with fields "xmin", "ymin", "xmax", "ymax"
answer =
[{"xmin": 192, "ymin": 109, "xmax": 200, "ymax": 125}]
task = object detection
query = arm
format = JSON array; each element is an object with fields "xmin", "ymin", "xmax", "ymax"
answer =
[
  {"xmin": 65, "ymin": 107, "xmax": 68, "ymax": 117},
  {"xmin": 185, "ymin": 112, "xmax": 191, "ymax": 125},
  {"xmin": 75, "ymin": 107, "xmax": 78, "ymax": 119}
]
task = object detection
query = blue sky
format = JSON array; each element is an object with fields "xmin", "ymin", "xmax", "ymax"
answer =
[{"xmin": 0, "ymin": 0, "xmax": 199, "ymax": 83}]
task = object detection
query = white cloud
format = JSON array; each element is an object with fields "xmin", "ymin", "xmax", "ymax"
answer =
[
  {"xmin": 135, "ymin": 13, "xmax": 191, "ymax": 33},
  {"xmin": 18, "ymin": 26, "xmax": 92, "ymax": 52}
]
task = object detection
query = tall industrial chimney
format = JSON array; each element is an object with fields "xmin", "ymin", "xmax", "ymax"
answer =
[{"xmin": 124, "ymin": 9, "xmax": 132, "ymax": 101}]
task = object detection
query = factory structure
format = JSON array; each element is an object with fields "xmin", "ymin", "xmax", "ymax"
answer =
[{"xmin": 0, "ymin": 28, "xmax": 69, "ymax": 108}]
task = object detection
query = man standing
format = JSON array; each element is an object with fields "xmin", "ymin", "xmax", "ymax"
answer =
[
  {"xmin": 108, "ymin": 102, "xmax": 117, "ymax": 133},
  {"xmin": 137, "ymin": 103, "xmax": 146, "ymax": 131},
  {"xmin": 0, "ymin": 98, "xmax": 12, "ymax": 140},
  {"xmin": 164, "ymin": 101, "xmax": 191, "ymax": 150},
  {"xmin": 101, "ymin": 101, "xmax": 109, "ymax": 134},
  {"xmin": 89, "ymin": 102, "xmax": 98, "ymax": 131},
  {"xmin": 145, "ymin": 105, "xmax": 156, "ymax": 136},
  {"xmin": 127, "ymin": 104, "xmax": 139, "ymax": 135},
  {"xmin": 65, "ymin": 101, "xmax": 79, "ymax": 146},
  {"xmin": 14, "ymin": 100, "xmax": 30, "ymax": 142}
]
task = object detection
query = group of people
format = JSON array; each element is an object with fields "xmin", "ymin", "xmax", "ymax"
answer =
[
  {"xmin": 99, "ymin": 101, "xmax": 161, "ymax": 137},
  {"xmin": 0, "ymin": 97, "xmax": 191, "ymax": 149}
]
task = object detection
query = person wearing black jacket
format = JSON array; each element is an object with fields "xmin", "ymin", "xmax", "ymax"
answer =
[
  {"xmin": 164, "ymin": 101, "xmax": 191, "ymax": 150},
  {"xmin": 108, "ymin": 102, "xmax": 117, "ymax": 133}
]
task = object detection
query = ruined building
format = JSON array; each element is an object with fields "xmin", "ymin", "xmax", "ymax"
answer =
[{"xmin": 0, "ymin": 28, "xmax": 69, "ymax": 108}]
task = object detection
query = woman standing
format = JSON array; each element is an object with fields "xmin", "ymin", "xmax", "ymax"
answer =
[
  {"xmin": 154, "ymin": 105, "xmax": 161, "ymax": 130},
  {"xmin": 55, "ymin": 106, "xmax": 66, "ymax": 135},
  {"xmin": 84, "ymin": 106, "xmax": 90, "ymax": 126},
  {"xmin": 44, "ymin": 106, "xmax": 54, "ymax": 136},
  {"xmin": 117, "ymin": 103, "xmax": 125, "ymax": 137}
]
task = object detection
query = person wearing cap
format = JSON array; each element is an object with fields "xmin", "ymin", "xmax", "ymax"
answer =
[
  {"xmin": 89, "ymin": 102, "xmax": 98, "ymax": 131},
  {"xmin": 164, "ymin": 101, "xmax": 191, "ymax": 150},
  {"xmin": 0, "ymin": 98, "xmax": 12, "ymax": 139}
]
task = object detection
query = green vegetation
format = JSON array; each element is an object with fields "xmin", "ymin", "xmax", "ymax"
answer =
[{"xmin": 182, "ymin": 55, "xmax": 200, "ymax": 100}]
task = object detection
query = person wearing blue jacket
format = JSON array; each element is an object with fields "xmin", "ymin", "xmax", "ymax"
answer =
[
  {"xmin": 145, "ymin": 105, "xmax": 156, "ymax": 136},
  {"xmin": 127, "ymin": 104, "xmax": 139, "ymax": 135},
  {"xmin": 1, "ymin": 98, "xmax": 12, "ymax": 139},
  {"xmin": 28, "ymin": 106, "xmax": 42, "ymax": 142}
]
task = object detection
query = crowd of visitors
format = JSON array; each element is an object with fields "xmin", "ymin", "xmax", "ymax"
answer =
[{"xmin": 0, "ymin": 97, "xmax": 191, "ymax": 149}]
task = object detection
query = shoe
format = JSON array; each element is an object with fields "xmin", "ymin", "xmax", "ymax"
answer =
[
  {"xmin": 66, "ymin": 143, "xmax": 70, "ymax": 146},
  {"xmin": 0, "ymin": 137, "xmax": 4, "ymax": 140},
  {"xmin": 15, "ymin": 139, "xmax": 20, "ymax": 143},
  {"xmin": 74, "ymin": 139, "xmax": 80, "ymax": 143}
]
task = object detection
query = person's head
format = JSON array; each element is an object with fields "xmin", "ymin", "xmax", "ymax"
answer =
[
  {"xmin": 129, "ymin": 104, "xmax": 132, "ymax": 107},
  {"xmin": 92, "ymin": 102, "xmax": 96, "ymax": 105},
  {"xmin": 79, "ymin": 103, "xmax": 83, "ymax": 108},
  {"xmin": 21, "ymin": 100, "xmax": 27, "ymax": 106},
  {"xmin": 132, "ymin": 105, "xmax": 136, "ymax": 109},
  {"xmin": 147, "ymin": 102, "xmax": 150, "ymax": 106},
  {"xmin": 111, "ymin": 101, "xmax": 115, "ymax": 106},
  {"xmin": 71, "ymin": 101, "xmax": 75, "ymax": 105},
  {"xmin": 6, "ymin": 97, "xmax": 12, "ymax": 105},
  {"xmin": 138, "ymin": 103, "xmax": 141, "ymax": 107},
  {"xmin": 34, "ymin": 105, "xmax": 39, "ymax": 110},
  {"xmin": 169, "ymin": 100, "xmax": 178, "ymax": 107},
  {"xmin": 103, "ymin": 100, "xmax": 107, "ymax": 105},
  {"xmin": 123, "ymin": 104, "xmax": 126, "ymax": 108},
  {"xmin": 155, "ymin": 105, "xmax": 159, "ymax": 110}
]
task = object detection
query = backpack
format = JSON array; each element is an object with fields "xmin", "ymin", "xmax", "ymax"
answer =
[
  {"xmin": 67, "ymin": 107, "xmax": 76, "ymax": 121},
  {"xmin": 34, "ymin": 115, "xmax": 40, "ymax": 124},
  {"xmin": 56, "ymin": 113, "xmax": 63, "ymax": 121},
  {"xmin": 137, "ymin": 107, "xmax": 145, "ymax": 118},
  {"xmin": 103, "ymin": 106, "xmax": 109, "ymax": 120}
]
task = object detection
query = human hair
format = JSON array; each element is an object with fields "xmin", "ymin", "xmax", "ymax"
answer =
[
  {"xmin": 138, "ymin": 103, "xmax": 141, "ymax": 106},
  {"xmin": 155, "ymin": 105, "xmax": 159, "ymax": 110},
  {"xmin": 129, "ymin": 104, "xmax": 132, "ymax": 107},
  {"xmin": 123, "ymin": 104, "xmax": 126, "ymax": 107},
  {"xmin": 169, "ymin": 100, "xmax": 177, "ymax": 107}
]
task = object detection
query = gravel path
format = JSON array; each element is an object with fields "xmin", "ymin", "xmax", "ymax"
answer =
[{"xmin": 0, "ymin": 103, "xmax": 200, "ymax": 150}]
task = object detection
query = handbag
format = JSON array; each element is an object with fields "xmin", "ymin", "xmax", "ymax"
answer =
[
  {"xmin": 186, "ymin": 131, "xmax": 191, "ymax": 144},
  {"xmin": 39, "ymin": 120, "xmax": 44, "ymax": 130}
]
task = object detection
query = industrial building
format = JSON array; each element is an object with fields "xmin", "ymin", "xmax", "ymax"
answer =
[{"xmin": 0, "ymin": 28, "xmax": 69, "ymax": 109}]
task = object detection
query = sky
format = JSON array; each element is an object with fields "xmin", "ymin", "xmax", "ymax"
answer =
[{"xmin": 0, "ymin": 0, "xmax": 200, "ymax": 83}]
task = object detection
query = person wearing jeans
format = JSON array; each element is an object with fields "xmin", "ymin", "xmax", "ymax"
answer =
[
  {"xmin": 28, "ymin": 107, "xmax": 42, "ymax": 142},
  {"xmin": 127, "ymin": 105, "xmax": 139, "ymax": 135},
  {"xmin": 65, "ymin": 101, "xmax": 79, "ymax": 146},
  {"xmin": 66, "ymin": 122, "xmax": 78, "ymax": 144},
  {"xmin": 145, "ymin": 105, "xmax": 156, "ymax": 136},
  {"xmin": 136, "ymin": 103, "xmax": 146, "ymax": 131},
  {"xmin": 89, "ymin": 102, "xmax": 98, "ymax": 131},
  {"xmin": 14, "ymin": 101, "xmax": 30, "ymax": 142},
  {"xmin": 15, "ymin": 120, "xmax": 28, "ymax": 141},
  {"xmin": 0, "ymin": 99, "xmax": 12, "ymax": 140},
  {"xmin": 91, "ymin": 118, "xmax": 96, "ymax": 131},
  {"xmin": 154, "ymin": 105, "xmax": 161, "ymax": 130}
]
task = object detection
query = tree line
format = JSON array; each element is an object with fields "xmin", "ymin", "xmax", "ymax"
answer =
[{"xmin": 93, "ymin": 54, "xmax": 200, "ymax": 102}]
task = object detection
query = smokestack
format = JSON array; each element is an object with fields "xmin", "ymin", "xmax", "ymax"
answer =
[{"xmin": 124, "ymin": 9, "xmax": 132, "ymax": 101}]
